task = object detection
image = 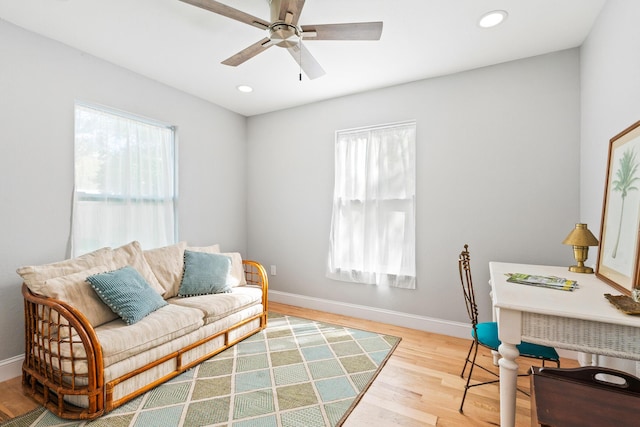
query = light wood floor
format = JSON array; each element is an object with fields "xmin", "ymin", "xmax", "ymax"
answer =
[{"xmin": 0, "ymin": 302, "xmax": 579, "ymax": 425}]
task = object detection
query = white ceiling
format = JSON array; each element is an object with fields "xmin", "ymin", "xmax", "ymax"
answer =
[{"xmin": 0, "ymin": 0, "xmax": 607, "ymax": 117}]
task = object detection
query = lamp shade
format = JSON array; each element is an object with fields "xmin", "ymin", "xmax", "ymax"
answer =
[{"xmin": 562, "ymin": 223, "xmax": 599, "ymax": 247}]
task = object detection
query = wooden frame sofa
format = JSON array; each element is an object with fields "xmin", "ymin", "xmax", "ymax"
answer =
[{"xmin": 18, "ymin": 241, "xmax": 268, "ymax": 420}]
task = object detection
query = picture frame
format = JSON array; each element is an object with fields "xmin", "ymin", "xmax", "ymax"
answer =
[{"xmin": 596, "ymin": 120, "xmax": 640, "ymax": 296}]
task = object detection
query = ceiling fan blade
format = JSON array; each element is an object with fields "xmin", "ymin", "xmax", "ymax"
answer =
[
  {"xmin": 287, "ymin": 42, "xmax": 325, "ymax": 80},
  {"xmin": 301, "ymin": 22, "xmax": 383, "ymax": 40},
  {"xmin": 278, "ymin": 0, "xmax": 306, "ymax": 25},
  {"xmin": 179, "ymin": 0, "xmax": 270, "ymax": 30},
  {"xmin": 222, "ymin": 38, "xmax": 274, "ymax": 66}
]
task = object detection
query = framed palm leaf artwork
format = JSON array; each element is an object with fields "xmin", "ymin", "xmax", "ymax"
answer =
[{"xmin": 596, "ymin": 120, "xmax": 640, "ymax": 296}]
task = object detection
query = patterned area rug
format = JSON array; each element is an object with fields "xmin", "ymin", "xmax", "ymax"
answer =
[{"xmin": 3, "ymin": 312, "xmax": 400, "ymax": 427}]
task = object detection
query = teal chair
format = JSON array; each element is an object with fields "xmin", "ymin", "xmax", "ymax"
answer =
[{"xmin": 457, "ymin": 244, "xmax": 560, "ymax": 413}]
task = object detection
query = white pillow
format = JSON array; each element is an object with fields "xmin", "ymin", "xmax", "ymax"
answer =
[
  {"xmin": 223, "ymin": 252, "xmax": 247, "ymax": 287},
  {"xmin": 144, "ymin": 242, "xmax": 188, "ymax": 299},
  {"xmin": 39, "ymin": 265, "xmax": 119, "ymax": 327},
  {"xmin": 17, "ymin": 247, "xmax": 112, "ymax": 294},
  {"xmin": 185, "ymin": 244, "xmax": 221, "ymax": 254}
]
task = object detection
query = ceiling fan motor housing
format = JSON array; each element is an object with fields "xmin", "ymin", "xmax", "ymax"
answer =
[{"xmin": 269, "ymin": 23, "xmax": 301, "ymax": 47}]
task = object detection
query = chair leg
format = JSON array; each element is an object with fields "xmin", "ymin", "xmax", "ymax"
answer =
[
  {"xmin": 460, "ymin": 340, "xmax": 475, "ymax": 378},
  {"xmin": 459, "ymin": 345, "xmax": 561, "ymax": 412},
  {"xmin": 459, "ymin": 340, "xmax": 480, "ymax": 413}
]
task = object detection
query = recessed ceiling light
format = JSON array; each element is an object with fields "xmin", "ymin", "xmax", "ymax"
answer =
[
  {"xmin": 236, "ymin": 85, "xmax": 253, "ymax": 93},
  {"xmin": 479, "ymin": 10, "xmax": 508, "ymax": 29}
]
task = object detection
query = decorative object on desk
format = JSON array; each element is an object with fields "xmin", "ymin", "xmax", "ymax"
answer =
[
  {"xmin": 596, "ymin": 120, "xmax": 640, "ymax": 297},
  {"xmin": 506, "ymin": 273, "xmax": 579, "ymax": 291},
  {"xmin": 604, "ymin": 293, "xmax": 640, "ymax": 315},
  {"xmin": 562, "ymin": 223, "xmax": 599, "ymax": 273}
]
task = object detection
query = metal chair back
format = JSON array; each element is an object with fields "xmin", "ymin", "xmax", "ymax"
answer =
[{"xmin": 458, "ymin": 244, "xmax": 479, "ymax": 329}]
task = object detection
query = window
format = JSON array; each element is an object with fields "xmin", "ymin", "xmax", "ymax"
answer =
[
  {"xmin": 327, "ymin": 121, "xmax": 416, "ymax": 289},
  {"xmin": 72, "ymin": 102, "xmax": 177, "ymax": 256}
]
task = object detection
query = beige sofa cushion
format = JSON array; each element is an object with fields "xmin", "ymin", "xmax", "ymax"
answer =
[
  {"xmin": 186, "ymin": 244, "xmax": 220, "ymax": 254},
  {"xmin": 224, "ymin": 252, "xmax": 247, "ymax": 287},
  {"xmin": 168, "ymin": 286, "xmax": 262, "ymax": 324},
  {"xmin": 18, "ymin": 242, "xmax": 165, "ymax": 296},
  {"xmin": 39, "ymin": 266, "xmax": 118, "ymax": 327},
  {"xmin": 109, "ymin": 241, "xmax": 165, "ymax": 296},
  {"xmin": 144, "ymin": 242, "xmax": 187, "ymax": 299},
  {"xmin": 95, "ymin": 304, "xmax": 204, "ymax": 367},
  {"xmin": 17, "ymin": 247, "xmax": 113, "ymax": 293}
]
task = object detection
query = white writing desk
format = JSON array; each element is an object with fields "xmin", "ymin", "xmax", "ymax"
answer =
[{"xmin": 489, "ymin": 262, "xmax": 640, "ymax": 427}]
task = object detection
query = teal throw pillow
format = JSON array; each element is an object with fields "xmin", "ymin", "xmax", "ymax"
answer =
[
  {"xmin": 87, "ymin": 265, "xmax": 167, "ymax": 325},
  {"xmin": 178, "ymin": 250, "xmax": 232, "ymax": 297}
]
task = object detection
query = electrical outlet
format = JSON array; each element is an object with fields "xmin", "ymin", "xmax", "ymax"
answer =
[{"xmin": 270, "ymin": 265, "xmax": 277, "ymax": 276}]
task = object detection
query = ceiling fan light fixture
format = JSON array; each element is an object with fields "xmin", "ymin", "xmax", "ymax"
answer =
[
  {"xmin": 478, "ymin": 10, "xmax": 508, "ymax": 28},
  {"xmin": 236, "ymin": 85, "xmax": 253, "ymax": 93}
]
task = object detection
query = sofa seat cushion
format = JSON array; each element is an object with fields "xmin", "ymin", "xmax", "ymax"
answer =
[
  {"xmin": 96, "ymin": 304, "xmax": 204, "ymax": 367},
  {"xmin": 168, "ymin": 286, "xmax": 262, "ymax": 325}
]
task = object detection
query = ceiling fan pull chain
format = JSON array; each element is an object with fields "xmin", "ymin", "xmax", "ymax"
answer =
[{"xmin": 299, "ymin": 37, "xmax": 302, "ymax": 81}]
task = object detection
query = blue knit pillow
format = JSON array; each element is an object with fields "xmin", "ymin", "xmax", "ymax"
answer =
[
  {"xmin": 178, "ymin": 250, "xmax": 232, "ymax": 297},
  {"xmin": 87, "ymin": 266, "xmax": 167, "ymax": 325}
]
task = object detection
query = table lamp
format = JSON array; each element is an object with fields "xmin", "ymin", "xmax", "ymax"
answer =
[{"xmin": 562, "ymin": 223, "xmax": 599, "ymax": 273}]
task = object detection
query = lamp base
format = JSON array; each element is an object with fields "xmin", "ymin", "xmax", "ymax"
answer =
[{"xmin": 568, "ymin": 265, "xmax": 594, "ymax": 274}]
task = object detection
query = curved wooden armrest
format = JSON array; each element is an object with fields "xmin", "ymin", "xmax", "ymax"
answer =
[
  {"xmin": 22, "ymin": 283, "xmax": 105, "ymax": 419},
  {"xmin": 242, "ymin": 260, "xmax": 269, "ymax": 324}
]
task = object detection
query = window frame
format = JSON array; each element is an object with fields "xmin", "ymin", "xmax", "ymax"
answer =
[
  {"xmin": 72, "ymin": 101, "xmax": 178, "ymax": 255},
  {"xmin": 327, "ymin": 120, "xmax": 417, "ymax": 288}
]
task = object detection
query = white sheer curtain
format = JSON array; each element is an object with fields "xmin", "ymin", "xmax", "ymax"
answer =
[
  {"xmin": 327, "ymin": 121, "xmax": 416, "ymax": 289},
  {"xmin": 72, "ymin": 103, "xmax": 176, "ymax": 256}
]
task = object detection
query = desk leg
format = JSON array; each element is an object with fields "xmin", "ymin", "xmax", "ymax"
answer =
[
  {"xmin": 489, "ymin": 283, "xmax": 500, "ymax": 366},
  {"xmin": 498, "ymin": 342, "xmax": 519, "ymax": 427}
]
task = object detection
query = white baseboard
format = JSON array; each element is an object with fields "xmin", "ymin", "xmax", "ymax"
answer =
[
  {"xmin": 0, "ymin": 354, "xmax": 24, "ymax": 383},
  {"xmin": 268, "ymin": 290, "xmax": 579, "ymax": 361},
  {"xmin": 269, "ymin": 290, "xmax": 471, "ymax": 339}
]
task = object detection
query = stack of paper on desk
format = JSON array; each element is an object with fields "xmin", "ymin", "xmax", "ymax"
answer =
[{"xmin": 506, "ymin": 273, "xmax": 578, "ymax": 291}]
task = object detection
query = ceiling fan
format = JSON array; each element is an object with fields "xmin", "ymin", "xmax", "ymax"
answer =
[{"xmin": 178, "ymin": 0, "xmax": 383, "ymax": 79}]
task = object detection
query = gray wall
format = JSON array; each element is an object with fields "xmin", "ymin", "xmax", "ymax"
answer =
[
  {"xmin": 581, "ymin": 0, "xmax": 640, "ymax": 241},
  {"xmin": 247, "ymin": 49, "xmax": 581, "ymax": 327},
  {"xmin": 579, "ymin": 0, "xmax": 640, "ymax": 371},
  {"xmin": 0, "ymin": 20, "xmax": 247, "ymax": 361}
]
